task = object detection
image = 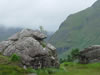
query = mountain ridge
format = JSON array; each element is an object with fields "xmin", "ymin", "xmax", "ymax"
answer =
[{"xmin": 49, "ymin": 0, "xmax": 100, "ymax": 57}]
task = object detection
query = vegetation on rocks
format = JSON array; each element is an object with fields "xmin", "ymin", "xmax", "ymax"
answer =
[{"xmin": 10, "ymin": 54, "xmax": 21, "ymax": 62}]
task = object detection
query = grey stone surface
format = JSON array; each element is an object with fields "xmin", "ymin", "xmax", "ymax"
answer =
[
  {"xmin": 0, "ymin": 29, "xmax": 59, "ymax": 69},
  {"xmin": 47, "ymin": 43, "xmax": 56, "ymax": 51},
  {"xmin": 79, "ymin": 45, "xmax": 100, "ymax": 64}
]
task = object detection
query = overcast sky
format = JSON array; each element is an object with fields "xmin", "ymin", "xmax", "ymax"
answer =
[{"xmin": 0, "ymin": 0, "xmax": 97, "ymax": 31}]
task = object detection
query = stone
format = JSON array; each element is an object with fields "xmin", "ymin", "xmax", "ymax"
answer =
[
  {"xmin": 47, "ymin": 43, "xmax": 56, "ymax": 51},
  {"xmin": 0, "ymin": 40, "xmax": 14, "ymax": 52},
  {"xmin": 19, "ymin": 29, "xmax": 47, "ymax": 40},
  {"xmin": 8, "ymin": 32, "xmax": 20, "ymax": 41},
  {"xmin": 79, "ymin": 45, "xmax": 100, "ymax": 64},
  {"xmin": 0, "ymin": 29, "xmax": 59, "ymax": 69}
]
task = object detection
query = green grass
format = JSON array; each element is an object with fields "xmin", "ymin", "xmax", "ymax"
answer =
[
  {"xmin": 35, "ymin": 62, "xmax": 100, "ymax": 75},
  {"xmin": 0, "ymin": 53, "xmax": 100, "ymax": 75},
  {"xmin": 0, "ymin": 65, "xmax": 27, "ymax": 75},
  {"xmin": 0, "ymin": 54, "xmax": 30, "ymax": 75},
  {"xmin": 61, "ymin": 62, "xmax": 100, "ymax": 75},
  {"xmin": 35, "ymin": 68, "xmax": 67, "ymax": 75}
]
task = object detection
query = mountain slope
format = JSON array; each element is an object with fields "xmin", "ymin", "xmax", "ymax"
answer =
[{"xmin": 49, "ymin": 0, "xmax": 100, "ymax": 56}]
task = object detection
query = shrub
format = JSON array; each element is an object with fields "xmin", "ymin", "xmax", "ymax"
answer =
[
  {"xmin": 67, "ymin": 55, "xmax": 73, "ymax": 62},
  {"xmin": 67, "ymin": 48, "xmax": 80, "ymax": 62},
  {"xmin": 10, "ymin": 54, "xmax": 21, "ymax": 62},
  {"xmin": 59, "ymin": 58, "xmax": 67, "ymax": 64},
  {"xmin": 41, "ymin": 42, "xmax": 47, "ymax": 48},
  {"xmin": 71, "ymin": 48, "xmax": 80, "ymax": 59}
]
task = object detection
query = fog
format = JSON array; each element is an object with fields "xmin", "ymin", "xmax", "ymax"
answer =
[{"xmin": 0, "ymin": 0, "xmax": 97, "ymax": 31}]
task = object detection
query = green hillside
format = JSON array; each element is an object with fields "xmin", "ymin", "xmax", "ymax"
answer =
[{"xmin": 49, "ymin": 0, "xmax": 100, "ymax": 57}]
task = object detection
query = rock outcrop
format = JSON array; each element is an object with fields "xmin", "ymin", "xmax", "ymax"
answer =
[
  {"xmin": 79, "ymin": 45, "xmax": 100, "ymax": 64},
  {"xmin": 0, "ymin": 29, "xmax": 59, "ymax": 69}
]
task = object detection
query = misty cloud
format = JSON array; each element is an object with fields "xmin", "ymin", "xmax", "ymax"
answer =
[{"xmin": 0, "ymin": 0, "xmax": 96, "ymax": 31}]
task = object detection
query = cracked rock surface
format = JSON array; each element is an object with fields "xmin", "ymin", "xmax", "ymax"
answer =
[
  {"xmin": 79, "ymin": 45, "xmax": 100, "ymax": 64},
  {"xmin": 0, "ymin": 29, "xmax": 59, "ymax": 69}
]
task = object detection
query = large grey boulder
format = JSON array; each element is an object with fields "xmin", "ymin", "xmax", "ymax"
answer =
[
  {"xmin": 79, "ymin": 45, "xmax": 100, "ymax": 64},
  {"xmin": 8, "ymin": 29, "xmax": 47, "ymax": 41},
  {"xmin": 0, "ymin": 29, "xmax": 59, "ymax": 69}
]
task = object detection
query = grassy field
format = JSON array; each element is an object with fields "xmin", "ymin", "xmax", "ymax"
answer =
[
  {"xmin": 35, "ymin": 62, "xmax": 100, "ymax": 75},
  {"xmin": 0, "ymin": 54, "xmax": 100, "ymax": 75},
  {"xmin": 61, "ymin": 62, "xmax": 100, "ymax": 75},
  {"xmin": 0, "ymin": 54, "xmax": 29, "ymax": 75}
]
